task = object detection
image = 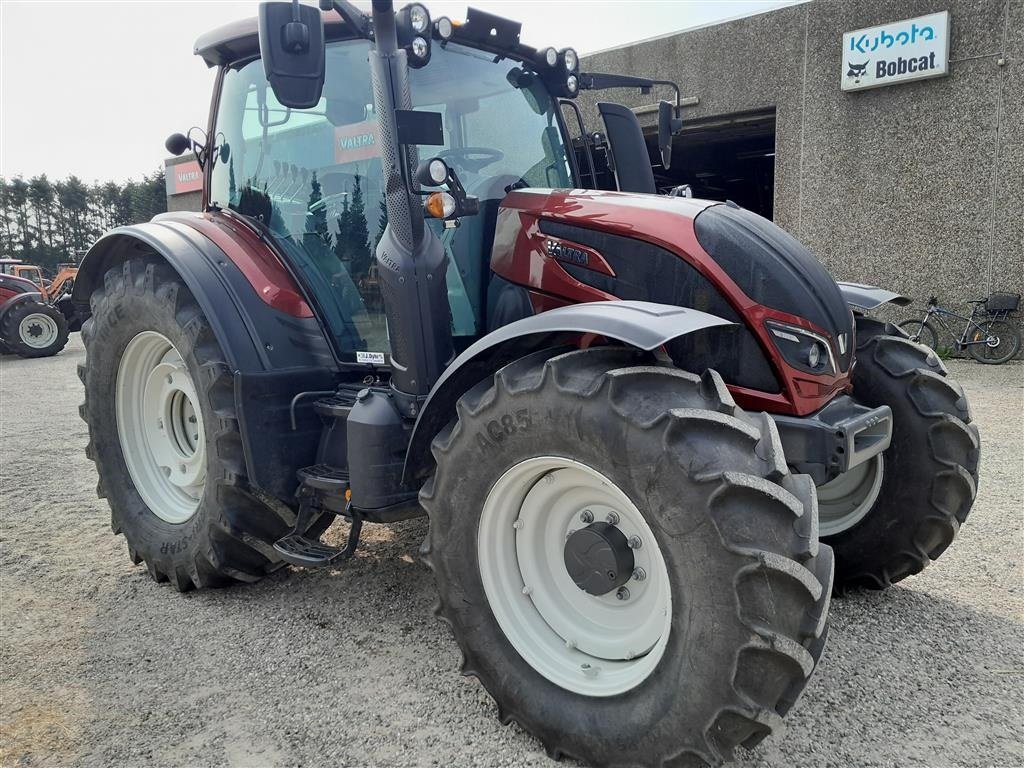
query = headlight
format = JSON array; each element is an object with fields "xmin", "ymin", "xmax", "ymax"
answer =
[
  {"xmin": 427, "ymin": 158, "xmax": 448, "ymax": 185},
  {"xmin": 408, "ymin": 4, "xmax": 430, "ymax": 33},
  {"xmin": 541, "ymin": 47, "xmax": 558, "ymax": 68},
  {"xmin": 411, "ymin": 36, "xmax": 429, "ymax": 59},
  {"xmin": 566, "ymin": 74, "xmax": 579, "ymax": 94},
  {"xmin": 766, "ymin": 321, "xmax": 835, "ymax": 374},
  {"xmin": 434, "ymin": 16, "xmax": 453, "ymax": 40},
  {"xmin": 562, "ymin": 47, "xmax": 579, "ymax": 72}
]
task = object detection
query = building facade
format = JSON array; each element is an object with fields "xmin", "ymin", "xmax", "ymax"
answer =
[{"xmin": 578, "ymin": 0, "xmax": 1022, "ymax": 318}]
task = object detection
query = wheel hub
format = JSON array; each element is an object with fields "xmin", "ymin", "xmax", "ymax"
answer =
[
  {"xmin": 18, "ymin": 313, "xmax": 59, "ymax": 348},
  {"xmin": 564, "ymin": 522, "xmax": 634, "ymax": 596},
  {"xmin": 116, "ymin": 331, "xmax": 206, "ymax": 524},
  {"xmin": 478, "ymin": 457, "xmax": 671, "ymax": 697}
]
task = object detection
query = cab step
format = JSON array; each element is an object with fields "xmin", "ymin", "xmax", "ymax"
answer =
[
  {"xmin": 273, "ymin": 466, "xmax": 361, "ymax": 568},
  {"xmin": 272, "ymin": 514, "xmax": 362, "ymax": 567},
  {"xmin": 297, "ymin": 463, "xmax": 350, "ymax": 492}
]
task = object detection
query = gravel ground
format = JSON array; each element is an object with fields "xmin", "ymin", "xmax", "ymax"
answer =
[{"xmin": 1, "ymin": 335, "xmax": 1022, "ymax": 768}]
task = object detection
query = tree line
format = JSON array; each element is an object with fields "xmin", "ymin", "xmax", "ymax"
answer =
[{"xmin": 0, "ymin": 171, "xmax": 168, "ymax": 273}]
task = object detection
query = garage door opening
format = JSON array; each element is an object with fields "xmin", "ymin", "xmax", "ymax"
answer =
[{"xmin": 644, "ymin": 109, "xmax": 777, "ymax": 220}]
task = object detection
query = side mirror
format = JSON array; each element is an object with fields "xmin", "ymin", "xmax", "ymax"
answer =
[
  {"xmin": 165, "ymin": 133, "xmax": 191, "ymax": 156},
  {"xmin": 658, "ymin": 100, "xmax": 684, "ymax": 171},
  {"xmin": 258, "ymin": 1, "xmax": 325, "ymax": 109}
]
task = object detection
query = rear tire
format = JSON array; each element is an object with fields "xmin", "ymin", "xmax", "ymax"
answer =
[
  {"xmin": 79, "ymin": 256, "xmax": 319, "ymax": 590},
  {"xmin": 967, "ymin": 319, "xmax": 1020, "ymax": 364},
  {"xmin": 422, "ymin": 347, "xmax": 833, "ymax": 766},
  {"xmin": 1, "ymin": 301, "xmax": 69, "ymax": 358},
  {"xmin": 821, "ymin": 318, "xmax": 980, "ymax": 592}
]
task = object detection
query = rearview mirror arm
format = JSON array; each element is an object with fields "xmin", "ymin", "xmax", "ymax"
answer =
[
  {"xmin": 579, "ymin": 72, "xmax": 683, "ymax": 115},
  {"xmin": 318, "ymin": 0, "xmax": 372, "ymax": 39}
]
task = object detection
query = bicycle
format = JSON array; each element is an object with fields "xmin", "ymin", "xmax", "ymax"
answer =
[{"xmin": 898, "ymin": 292, "xmax": 1021, "ymax": 365}]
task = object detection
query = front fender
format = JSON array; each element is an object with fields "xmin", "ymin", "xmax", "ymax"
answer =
[
  {"xmin": 837, "ymin": 281, "xmax": 912, "ymax": 313},
  {"xmin": 403, "ymin": 300, "xmax": 734, "ymax": 483}
]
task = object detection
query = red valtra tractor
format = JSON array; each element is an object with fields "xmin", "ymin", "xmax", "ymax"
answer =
[{"xmin": 74, "ymin": 2, "xmax": 979, "ymax": 765}]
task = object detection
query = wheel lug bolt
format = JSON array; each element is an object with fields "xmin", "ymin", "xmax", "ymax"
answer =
[
  {"xmin": 628, "ymin": 536, "xmax": 642, "ymax": 550},
  {"xmin": 156, "ymin": 418, "xmax": 164, "ymax": 430},
  {"xmin": 512, "ymin": 519, "xmax": 524, "ymax": 530},
  {"xmin": 605, "ymin": 511, "xmax": 620, "ymax": 525},
  {"xmin": 522, "ymin": 585, "xmax": 532, "ymax": 596},
  {"xmin": 616, "ymin": 587, "xmax": 630, "ymax": 601},
  {"xmin": 179, "ymin": 464, "xmax": 186, "ymax": 474},
  {"xmin": 632, "ymin": 567, "xmax": 647, "ymax": 581},
  {"xmin": 188, "ymin": 416, "xmax": 197, "ymax": 424},
  {"xmin": 579, "ymin": 510, "xmax": 594, "ymax": 524},
  {"xmin": 166, "ymin": 374, "xmax": 173, "ymax": 384}
]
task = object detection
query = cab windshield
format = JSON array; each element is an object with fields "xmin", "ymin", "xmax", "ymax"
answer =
[{"xmin": 210, "ymin": 40, "xmax": 573, "ymax": 362}]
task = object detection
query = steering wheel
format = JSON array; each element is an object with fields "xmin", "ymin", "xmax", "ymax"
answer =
[{"xmin": 438, "ymin": 147, "xmax": 505, "ymax": 173}]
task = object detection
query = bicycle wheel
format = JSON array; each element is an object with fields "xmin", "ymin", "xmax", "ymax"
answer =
[
  {"xmin": 898, "ymin": 318, "xmax": 938, "ymax": 350},
  {"xmin": 967, "ymin": 320, "xmax": 1021, "ymax": 364}
]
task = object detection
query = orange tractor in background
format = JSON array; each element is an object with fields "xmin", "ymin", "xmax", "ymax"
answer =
[{"xmin": 0, "ymin": 258, "xmax": 79, "ymax": 358}]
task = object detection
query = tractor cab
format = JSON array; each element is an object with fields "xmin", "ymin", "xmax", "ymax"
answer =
[
  {"xmin": 206, "ymin": 31, "xmax": 576, "ymax": 360},
  {"xmin": 0, "ymin": 259, "xmax": 46, "ymax": 293}
]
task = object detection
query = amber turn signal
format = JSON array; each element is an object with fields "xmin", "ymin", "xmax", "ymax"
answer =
[{"xmin": 425, "ymin": 191, "xmax": 457, "ymax": 219}]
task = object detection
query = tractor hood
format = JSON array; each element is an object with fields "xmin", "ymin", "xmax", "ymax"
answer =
[
  {"xmin": 495, "ymin": 188, "xmax": 853, "ymax": 369},
  {"xmin": 492, "ymin": 188, "xmax": 855, "ymax": 414}
]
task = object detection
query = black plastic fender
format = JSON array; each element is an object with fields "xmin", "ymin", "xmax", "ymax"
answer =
[
  {"xmin": 402, "ymin": 300, "xmax": 734, "ymax": 482},
  {"xmin": 73, "ymin": 217, "xmax": 340, "ymax": 501},
  {"xmin": 837, "ymin": 281, "xmax": 912, "ymax": 313},
  {"xmin": 0, "ymin": 290, "xmax": 44, "ymax": 327}
]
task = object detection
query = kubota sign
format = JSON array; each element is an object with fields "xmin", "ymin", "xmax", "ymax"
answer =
[{"xmin": 841, "ymin": 12, "xmax": 950, "ymax": 92}]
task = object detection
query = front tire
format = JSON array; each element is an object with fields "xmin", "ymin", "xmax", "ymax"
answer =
[
  {"xmin": 821, "ymin": 318, "xmax": 980, "ymax": 592},
  {"xmin": 1, "ymin": 301, "xmax": 69, "ymax": 358},
  {"xmin": 422, "ymin": 347, "xmax": 833, "ymax": 766},
  {"xmin": 80, "ymin": 256, "xmax": 309, "ymax": 590}
]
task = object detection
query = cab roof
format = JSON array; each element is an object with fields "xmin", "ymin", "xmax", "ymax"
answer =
[{"xmin": 194, "ymin": 11, "xmax": 356, "ymax": 68}]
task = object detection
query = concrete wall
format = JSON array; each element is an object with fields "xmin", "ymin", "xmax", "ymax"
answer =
[
  {"xmin": 164, "ymin": 155, "xmax": 203, "ymax": 213},
  {"xmin": 580, "ymin": 0, "xmax": 1023, "ymax": 321}
]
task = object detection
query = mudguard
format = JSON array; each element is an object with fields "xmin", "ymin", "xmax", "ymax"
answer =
[
  {"xmin": 837, "ymin": 281, "xmax": 912, "ymax": 313},
  {"xmin": 0, "ymin": 291, "xmax": 44, "ymax": 324},
  {"xmin": 403, "ymin": 300, "xmax": 734, "ymax": 482},
  {"xmin": 73, "ymin": 213, "xmax": 341, "ymax": 501}
]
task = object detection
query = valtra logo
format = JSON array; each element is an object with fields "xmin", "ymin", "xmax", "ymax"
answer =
[{"xmin": 544, "ymin": 238, "xmax": 591, "ymax": 267}]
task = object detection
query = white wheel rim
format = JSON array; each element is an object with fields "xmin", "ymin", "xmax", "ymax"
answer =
[
  {"xmin": 478, "ymin": 457, "xmax": 671, "ymax": 697},
  {"xmin": 116, "ymin": 331, "xmax": 206, "ymax": 524},
  {"xmin": 817, "ymin": 454, "xmax": 884, "ymax": 537},
  {"xmin": 18, "ymin": 313, "xmax": 59, "ymax": 348}
]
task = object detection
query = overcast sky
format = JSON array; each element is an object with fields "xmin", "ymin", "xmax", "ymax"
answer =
[{"xmin": 1, "ymin": 0, "xmax": 799, "ymax": 183}]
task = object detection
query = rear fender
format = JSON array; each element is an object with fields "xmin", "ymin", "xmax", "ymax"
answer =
[
  {"xmin": 0, "ymin": 291, "xmax": 44, "ymax": 325},
  {"xmin": 73, "ymin": 215, "xmax": 340, "ymax": 501},
  {"xmin": 402, "ymin": 300, "xmax": 734, "ymax": 483},
  {"xmin": 837, "ymin": 281, "xmax": 912, "ymax": 313}
]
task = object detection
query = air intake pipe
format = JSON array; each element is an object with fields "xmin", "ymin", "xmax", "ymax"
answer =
[{"xmin": 368, "ymin": 0, "xmax": 453, "ymax": 410}]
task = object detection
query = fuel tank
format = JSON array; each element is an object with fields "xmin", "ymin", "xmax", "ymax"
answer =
[{"xmin": 489, "ymin": 188, "xmax": 855, "ymax": 416}]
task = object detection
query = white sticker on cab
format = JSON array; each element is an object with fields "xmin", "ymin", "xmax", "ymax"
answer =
[{"xmin": 356, "ymin": 351, "xmax": 387, "ymax": 365}]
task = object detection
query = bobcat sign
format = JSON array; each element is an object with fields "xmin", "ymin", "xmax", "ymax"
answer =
[{"xmin": 841, "ymin": 12, "xmax": 950, "ymax": 92}]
